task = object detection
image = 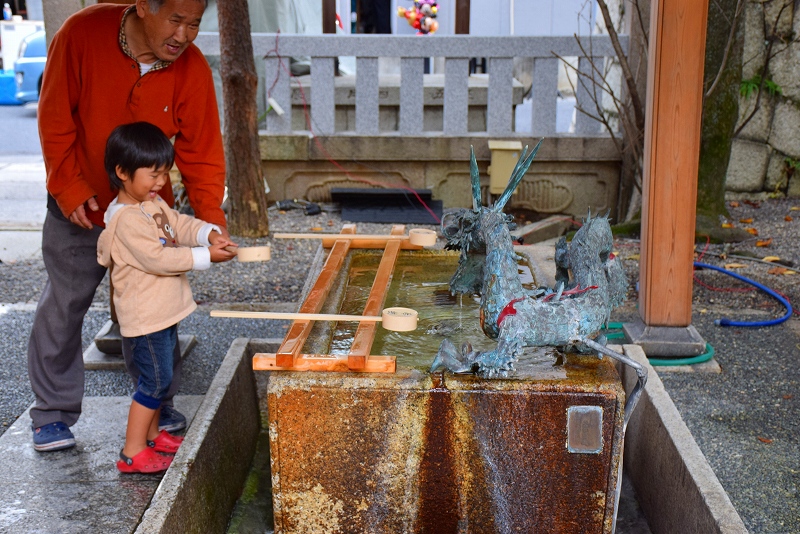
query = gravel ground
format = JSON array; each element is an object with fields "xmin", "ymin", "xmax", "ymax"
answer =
[
  {"xmin": 611, "ymin": 198, "xmax": 800, "ymax": 534},
  {"xmin": 1, "ymin": 199, "xmax": 798, "ymax": 532}
]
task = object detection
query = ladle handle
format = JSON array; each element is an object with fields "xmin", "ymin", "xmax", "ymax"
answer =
[
  {"xmin": 211, "ymin": 307, "xmax": 419, "ymax": 331},
  {"xmin": 210, "ymin": 310, "xmax": 382, "ymax": 322}
]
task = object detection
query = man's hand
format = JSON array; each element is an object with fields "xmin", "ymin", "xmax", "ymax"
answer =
[
  {"xmin": 68, "ymin": 197, "xmax": 99, "ymax": 229},
  {"xmin": 209, "ymin": 239, "xmax": 238, "ymax": 263}
]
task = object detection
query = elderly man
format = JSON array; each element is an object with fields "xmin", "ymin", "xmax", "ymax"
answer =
[{"xmin": 29, "ymin": 0, "xmax": 227, "ymax": 451}]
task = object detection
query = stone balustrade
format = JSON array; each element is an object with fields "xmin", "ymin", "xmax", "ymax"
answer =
[{"xmin": 194, "ymin": 32, "xmax": 630, "ymax": 217}]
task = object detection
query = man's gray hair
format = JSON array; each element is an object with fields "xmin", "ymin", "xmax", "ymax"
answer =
[{"xmin": 147, "ymin": 0, "xmax": 208, "ymax": 13}]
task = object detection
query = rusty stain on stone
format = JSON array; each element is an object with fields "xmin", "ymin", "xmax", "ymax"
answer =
[
  {"xmin": 267, "ymin": 354, "xmax": 625, "ymax": 533},
  {"xmin": 418, "ymin": 388, "xmax": 459, "ymax": 532}
]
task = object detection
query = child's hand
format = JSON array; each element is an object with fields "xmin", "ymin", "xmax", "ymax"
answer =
[
  {"xmin": 209, "ymin": 240, "xmax": 238, "ymax": 263},
  {"xmin": 209, "ymin": 229, "xmax": 232, "ymax": 245}
]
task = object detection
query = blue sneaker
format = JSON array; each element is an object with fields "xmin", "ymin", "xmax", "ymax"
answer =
[
  {"xmin": 32, "ymin": 422, "xmax": 76, "ymax": 452},
  {"xmin": 158, "ymin": 405, "xmax": 186, "ymax": 433}
]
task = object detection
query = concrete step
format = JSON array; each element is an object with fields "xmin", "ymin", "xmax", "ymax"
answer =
[{"xmin": 0, "ymin": 395, "xmax": 202, "ymax": 534}]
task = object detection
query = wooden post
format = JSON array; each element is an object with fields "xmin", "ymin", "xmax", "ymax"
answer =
[
  {"xmin": 454, "ymin": 0, "xmax": 470, "ymax": 34},
  {"xmin": 322, "ymin": 0, "xmax": 337, "ymax": 33},
  {"xmin": 624, "ymin": 0, "xmax": 709, "ymax": 356}
]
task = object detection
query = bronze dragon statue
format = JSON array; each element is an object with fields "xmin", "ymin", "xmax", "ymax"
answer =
[{"xmin": 430, "ymin": 142, "xmax": 647, "ymax": 424}]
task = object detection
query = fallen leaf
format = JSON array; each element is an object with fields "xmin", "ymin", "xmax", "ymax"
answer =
[
  {"xmin": 756, "ymin": 238, "xmax": 773, "ymax": 247},
  {"xmin": 699, "ymin": 308, "xmax": 708, "ymax": 314},
  {"xmin": 627, "ymin": 254, "xmax": 640, "ymax": 261},
  {"xmin": 279, "ymin": 210, "xmax": 287, "ymax": 215},
  {"xmin": 762, "ymin": 256, "xmax": 781, "ymax": 262},
  {"xmin": 786, "ymin": 216, "xmax": 793, "ymax": 222},
  {"xmin": 739, "ymin": 218, "xmax": 753, "ymax": 224},
  {"xmin": 743, "ymin": 200, "xmax": 761, "ymax": 208},
  {"xmin": 746, "ymin": 228, "xmax": 759, "ymax": 236},
  {"xmin": 721, "ymin": 222, "xmax": 734, "ymax": 229},
  {"xmin": 767, "ymin": 267, "xmax": 797, "ymax": 275},
  {"xmin": 310, "ymin": 227, "xmax": 323, "ymax": 232},
  {"xmin": 783, "ymin": 394, "xmax": 794, "ymax": 400},
  {"xmin": 724, "ymin": 263, "xmax": 747, "ymax": 269},
  {"xmin": 327, "ymin": 220, "xmax": 334, "ymax": 226},
  {"xmin": 757, "ymin": 436, "xmax": 773, "ymax": 444},
  {"xmin": 729, "ymin": 201, "xmax": 740, "ymax": 208},
  {"xmin": 790, "ymin": 206, "xmax": 800, "ymax": 211}
]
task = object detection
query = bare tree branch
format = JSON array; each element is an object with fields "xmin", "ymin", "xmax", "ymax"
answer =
[
  {"xmin": 732, "ymin": 0, "xmax": 792, "ymax": 137},
  {"xmin": 596, "ymin": 0, "xmax": 645, "ymax": 131},
  {"xmin": 630, "ymin": 0, "xmax": 649, "ymax": 49}
]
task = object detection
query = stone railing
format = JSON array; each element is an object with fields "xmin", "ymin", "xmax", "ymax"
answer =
[
  {"xmin": 194, "ymin": 32, "xmax": 629, "ymax": 217},
  {"xmin": 195, "ymin": 33, "xmax": 626, "ymax": 136}
]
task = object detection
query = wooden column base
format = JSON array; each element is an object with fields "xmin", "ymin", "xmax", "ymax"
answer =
[{"xmin": 623, "ymin": 318, "xmax": 706, "ymax": 358}]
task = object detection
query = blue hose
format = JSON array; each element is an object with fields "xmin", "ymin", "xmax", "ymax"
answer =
[{"xmin": 693, "ymin": 261, "xmax": 793, "ymax": 327}]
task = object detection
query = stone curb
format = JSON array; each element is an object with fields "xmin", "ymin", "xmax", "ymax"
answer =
[
  {"xmin": 132, "ymin": 339, "xmax": 747, "ymax": 533},
  {"xmin": 136, "ymin": 338, "xmax": 281, "ymax": 534},
  {"xmin": 618, "ymin": 344, "xmax": 747, "ymax": 534}
]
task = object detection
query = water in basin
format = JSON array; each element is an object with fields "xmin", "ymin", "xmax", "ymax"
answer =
[{"xmin": 328, "ymin": 251, "xmax": 538, "ymax": 369}]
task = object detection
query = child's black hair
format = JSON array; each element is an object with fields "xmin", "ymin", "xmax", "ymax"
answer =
[{"xmin": 104, "ymin": 122, "xmax": 175, "ymax": 191}]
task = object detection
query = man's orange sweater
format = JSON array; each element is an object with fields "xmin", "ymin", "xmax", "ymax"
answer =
[{"xmin": 39, "ymin": 4, "xmax": 226, "ymax": 228}]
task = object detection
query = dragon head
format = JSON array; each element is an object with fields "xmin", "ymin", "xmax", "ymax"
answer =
[{"xmin": 445, "ymin": 142, "xmax": 543, "ymax": 295}]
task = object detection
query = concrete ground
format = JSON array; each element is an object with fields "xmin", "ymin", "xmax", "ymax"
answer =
[{"xmin": 0, "ymin": 396, "xmax": 202, "ymax": 533}]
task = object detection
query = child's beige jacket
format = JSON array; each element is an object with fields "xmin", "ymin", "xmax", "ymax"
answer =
[{"xmin": 97, "ymin": 196, "xmax": 218, "ymax": 337}]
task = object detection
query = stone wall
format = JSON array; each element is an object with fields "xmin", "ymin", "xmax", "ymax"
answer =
[
  {"xmin": 260, "ymin": 135, "xmax": 622, "ymax": 218},
  {"xmin": 727, "ymin": 0, "xmax": 800, "ymax": 198}
]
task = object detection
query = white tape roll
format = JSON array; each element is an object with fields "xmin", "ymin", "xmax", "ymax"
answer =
[
  {"xmin": 381, "ymin": 307, "xmax": 418, "ymax": 331},
  {"xmin": 408, "ymin": 229, "xmax": 437, "ymax": 247},
  {"xmin": 235, "ymin": 246, "xmax": 271, "ymax": 262}
]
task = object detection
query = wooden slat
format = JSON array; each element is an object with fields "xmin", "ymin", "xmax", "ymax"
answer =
[
  {"xmin": 347, "ymin": 225, "xmax": 405, "ymax": 369},
  {"xmin": 253, "ymin": 353, "xmax": 396, "ymax": 373},
  {"xmin": 274, "ymin": 225, "xmax": 355, "ymax": 367},
  {"xmin": 273, "ymin": 232, "xmax": 425, "ymax": 250},
  {"xmin": 321, "ymin": 238, "xmax": 423, "ymax": 250}
]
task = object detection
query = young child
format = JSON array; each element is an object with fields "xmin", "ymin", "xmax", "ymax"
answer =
[{"xmin": 97, "ymin": 122, "xmax": 237, "ymax": 473}]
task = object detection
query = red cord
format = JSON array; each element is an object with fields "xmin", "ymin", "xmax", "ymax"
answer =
[{"xmin": 264, "ymin": 33, "xmax": 441, "ymax": 224}]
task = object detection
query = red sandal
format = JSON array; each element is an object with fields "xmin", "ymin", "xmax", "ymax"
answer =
[
  {"xmin": 148, "ymin": 430, "xmax": 184, "ymax": 454},
  {"xmin": 117, "ymin": 447, "xmax": 173, "ymax": 474}
]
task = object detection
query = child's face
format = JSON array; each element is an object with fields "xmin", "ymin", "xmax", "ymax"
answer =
[{"xmin": 117, "ymin": 164, "xmax": 171, "ymax": 204}]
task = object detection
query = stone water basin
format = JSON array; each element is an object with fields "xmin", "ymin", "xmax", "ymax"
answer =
[{"xmin": 230, "ymin": 249, "xmax": 626, "ymax": 533}]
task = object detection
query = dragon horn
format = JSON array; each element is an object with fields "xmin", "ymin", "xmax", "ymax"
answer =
[
  {"xmin": 470, "ymin": 146, "xmax": 481, "ymax": 211},
  {"xmin": 493, "ymin": 138, "xmax": 543, "ymax": 212}
]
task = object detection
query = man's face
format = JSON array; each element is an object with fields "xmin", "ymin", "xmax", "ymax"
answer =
[{"xmin": 135, "ymin": 0, "xmax": 204, "ymax": 62}]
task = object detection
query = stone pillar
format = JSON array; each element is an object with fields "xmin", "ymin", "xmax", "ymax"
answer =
[
  {"xmin": 41, "ymin": 0, "xmax": 96, "ymax": 47},
  {"xmin": 624, "ymin": 0, "xmax": 708, "ymax": 356}
]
